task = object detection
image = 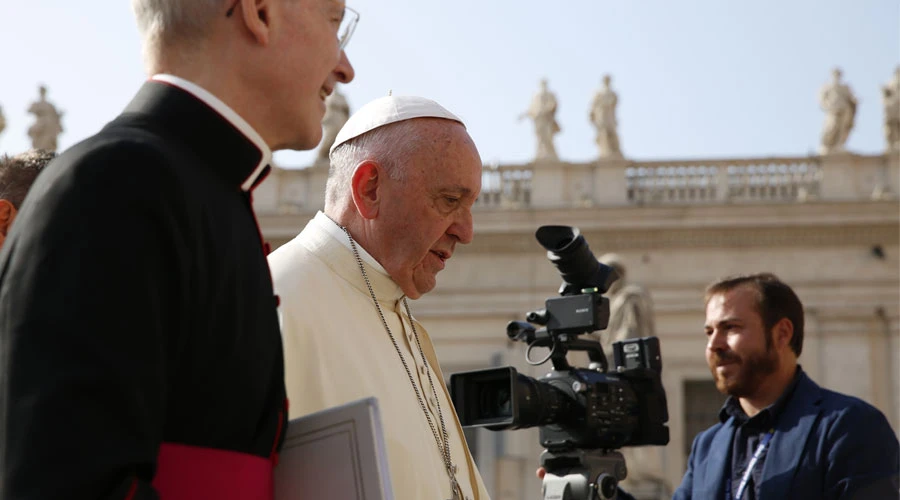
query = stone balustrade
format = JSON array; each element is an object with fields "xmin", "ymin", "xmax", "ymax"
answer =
[
  {"xmin": 254, "ymin": 153, "xmax": 899, "ymax": 214},
  {"xmin": 627, "ymin": 156, "xmax": 823, "ymax": 204}
]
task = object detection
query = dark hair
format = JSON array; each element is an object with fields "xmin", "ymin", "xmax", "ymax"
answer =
[
  {"xmin": 0, "ymin": 149, "xmax": 55, "ymax": 209},
  {"xmin": 705, "ymin": 272, "xmax": 805, "ymax": 356}
]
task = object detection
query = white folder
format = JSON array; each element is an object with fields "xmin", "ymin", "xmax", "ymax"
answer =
[{"xmin": 274, "ymin": 397, "xmax": 395, "ymax": 500}]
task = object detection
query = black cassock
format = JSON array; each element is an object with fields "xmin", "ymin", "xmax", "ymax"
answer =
[{"xmin": 0, "ymin": 80, "xmax": 288, "ymax": 500}]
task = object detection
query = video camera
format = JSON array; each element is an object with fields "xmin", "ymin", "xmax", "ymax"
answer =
[{"xmin": 449, "ymin": 226, "xmax": 669, "ymax": 500}]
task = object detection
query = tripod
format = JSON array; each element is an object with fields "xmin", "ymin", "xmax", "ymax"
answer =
[{"xmin": 541, "ymin": 448, "xmax": 628, "ymax": 500}]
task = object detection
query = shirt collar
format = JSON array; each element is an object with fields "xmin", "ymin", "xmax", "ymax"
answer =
[
  {"xmin": 151, "ymin": 74, "xmax": 272, "ymax": 192},
  {"xmin": 313, "ymin": 211, "xmax": 389, "ymax": 275}
]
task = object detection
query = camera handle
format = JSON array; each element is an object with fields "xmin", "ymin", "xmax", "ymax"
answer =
[
  {"xmin": 539, "ymin": 334, "xmax": 610, "ymax": 373},
  {"xmin": 540, "ymin": 448, "xmax": 627, "ymax": 500},
  {"xmin": 509, "ymin": 319, "xmax": 611, "ymax": 373}
]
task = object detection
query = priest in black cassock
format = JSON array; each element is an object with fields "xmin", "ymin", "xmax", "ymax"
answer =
[{"xmin": 0, "ymin": 1, "xmax": 355, "ymax": 499}]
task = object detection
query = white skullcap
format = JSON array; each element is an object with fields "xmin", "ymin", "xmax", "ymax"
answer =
[{"xmin": 330, "ymin": 95, "xmax": 465, "ymax": 154}]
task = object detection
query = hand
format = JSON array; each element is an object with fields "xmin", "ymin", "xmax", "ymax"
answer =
[{"xmin": 536, "ymin": 467, "xmax": 546, "ymax": 479}]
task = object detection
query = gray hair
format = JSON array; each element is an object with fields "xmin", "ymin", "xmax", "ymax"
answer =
[
  {"xmin": 0, "ymin": 149, "xmax": 55, "ymax": 209},
  {"xmin": 131, "ymin": 0, "xmax": 224, "ymax": 66},
  {"xmin": 325, "ymin": 119, "xmax": 429, "ymax": 210}
]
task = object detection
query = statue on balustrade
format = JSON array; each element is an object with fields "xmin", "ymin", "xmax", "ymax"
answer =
[
  {"xmin": 882, "ymin": 66, "xmax": 900, "ymax": 154},
  {"xmin": 316, "ymin": 86, "xmax": 350, "ymax": 163},
  {"xmin": 590, "ymin": 74, "xmax": 623, "ymax": 159},
  {"xmin": 818, "ymin": 68, "xmax": 857, "ymax": 155},
  {"xmin": 594, "ymin": 253, "xmax": 655, "ymax": 356},
  {"xmin": 27, "ymin": 85, "xmax": 64, "ymax": 153},
  {"xmin": 520, "ymin": 78, "xmax": 560, "ymax": 162}
]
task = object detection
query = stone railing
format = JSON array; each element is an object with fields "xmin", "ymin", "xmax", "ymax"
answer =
[
  {"xmin": 253, "ymin": 153, "xmax": 898, "ymax": 214},
  {"xmin": 626, "ymin": 157, "xmax": 823, "ymax": 204},
  {"xmin": 476, "ymin": 164, "xmax": 533, "ymax": 208}
]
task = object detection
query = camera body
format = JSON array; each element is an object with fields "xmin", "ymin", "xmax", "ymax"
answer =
[
  {"xmin": 544, "ymin": 293, "xmax": 609, "ymax": 336},
  {"xmin": 450, "ymin": 337, "xmax": 668, "ymax": 451},
  {"xmin": 449, "ymin": 225, "xmax": 669, "ymax": 453}
]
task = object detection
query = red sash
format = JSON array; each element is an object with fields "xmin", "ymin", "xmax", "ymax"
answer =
[{"xmin": 153, "ymin": 442, "xmax": 274, "ymax": 500}]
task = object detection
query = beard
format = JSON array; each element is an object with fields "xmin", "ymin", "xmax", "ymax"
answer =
[{"xmin": 708, "ymin": 333, "xmax": 779, "ymax": 398}]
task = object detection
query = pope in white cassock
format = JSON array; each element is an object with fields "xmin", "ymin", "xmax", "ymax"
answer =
[{"xmin": 268, "ymin": 95, "xmax": 490, "ymax": 500}]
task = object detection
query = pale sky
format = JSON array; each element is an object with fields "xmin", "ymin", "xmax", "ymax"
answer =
[{"xmin": 1, "ymin": 0, "xmax": 897, "ymax": 168}]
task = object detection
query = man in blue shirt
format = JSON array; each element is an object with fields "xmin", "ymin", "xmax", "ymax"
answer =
[{"xmin": 675, "ymin": 273, "xmax": 899, "ymax": 499}]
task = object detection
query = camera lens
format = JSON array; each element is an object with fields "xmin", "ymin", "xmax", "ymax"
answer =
[
  {"xmin": 478, "ymin": 380, "xmax": 512, "ymax": 420},
  {"xmin": 450, "ymin": 367, "xmax": 574, "ymax": 430},
  {"xmin": 506, "ymin": 374, "xmax": 572, "ymax": 430}
]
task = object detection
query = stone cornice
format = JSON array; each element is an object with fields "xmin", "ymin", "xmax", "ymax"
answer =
[
  {"xmin": 459, "ymin": 222, "xmax": 898, "ymax": 253},
  {"xmin": 258, "ymin": 200, "xmax": 898, "ymax": 252},
  {"xmin": 258, "ymin": 200, "xmax": 897, "ymax": 237},
  {"xmin": 470, "ymin": 200, "xmax": 899, "ymax": 230}
]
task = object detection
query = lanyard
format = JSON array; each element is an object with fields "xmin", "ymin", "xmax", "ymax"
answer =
[{"xmin": 725, "ymin": 429, "xmax": 774, "ymax": 500}]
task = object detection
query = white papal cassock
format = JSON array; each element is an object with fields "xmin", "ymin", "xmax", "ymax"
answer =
[{"xmin": 268, "ymin": 211, "xmax": 490, "ymax": 500}]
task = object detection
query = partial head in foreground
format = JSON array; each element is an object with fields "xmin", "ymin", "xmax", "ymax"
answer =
[
  {"xmin": 0, "ymin": 149, "xmax": 55, "ymax": 246},
  {"xmin": 130, "ymin": 0, "xmax": 356, "ymax": 150}
]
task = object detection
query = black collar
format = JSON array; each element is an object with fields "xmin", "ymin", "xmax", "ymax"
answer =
[{"xmin": 117, "ymin": 80, "xmax": 269, "ymax": 192}]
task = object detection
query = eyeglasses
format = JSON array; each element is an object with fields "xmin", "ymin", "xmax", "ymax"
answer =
[
  {"xmin": 225, "ymin": 2, "xmax": 359, "ymax": 51},
  {"xmin": 338, "ymin": 7, "xmax": 359, "ymax": 51}
]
